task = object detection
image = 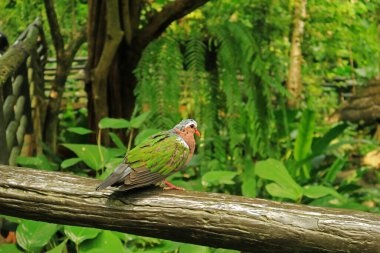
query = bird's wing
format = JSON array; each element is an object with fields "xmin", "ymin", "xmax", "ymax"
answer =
[
  {"xmin": 96, "ymin": 131, "xmax": 190, "ymax": 191},
  {"xmin": 121, "ymin": 132, "xmax": 190, "ymax": 189}
]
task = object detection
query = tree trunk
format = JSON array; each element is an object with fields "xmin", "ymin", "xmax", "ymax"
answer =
[
  {"xmin": 43, "ymin": 0, "xmax": 87, "ymax": 152},
  {"xmin": 0, "ymin": 165, "xmax": 379, "ymax": 252},
  {"xmin": 87, "ymin": 0, "xmax": 211, "ymax": 132},
  {"xmin": 286, "ymin": 0, "xmax": 307, "ymax": 108},
  {"xmin": 43, "ymin": 61, "xmax": 70, "ymax": 152}
]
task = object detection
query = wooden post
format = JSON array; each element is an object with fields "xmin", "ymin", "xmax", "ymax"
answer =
[
  {"xmin": 0, "ymin": 18, "xmax": 45, "ymax": 163},
  {"xmin": 0, "ymin": 87, "xmax": 7, "ymax": 164}
]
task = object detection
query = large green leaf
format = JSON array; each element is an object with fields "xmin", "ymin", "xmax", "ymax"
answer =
[
  {"xmin": 61, "ymin": 157, "xmax": 82, "ymax": 169},
  {"xmin": 130, "ymin": 111, "xmax": 151, "ymax": 128},
  {"xmin": 98, "ymin": 118, "xmax": 130, "ymax": 129},
  {"xmin": 67, "ymin": 127, "xmax": 93, "ymax": 135},
  {"xmin": 16, "ymin": 155, "xmax": 57, "ymax": 171},
  {"xmin": 107, "ymin": 148, "xmax": 126, "ymax": 158},
  {"xmin": 294, "ymin": 110, "xmax": 316, "ymax": 160},
  {"xmin": 64, "ymin": 226, "xmax": 100, "ymax": 245},
  {"xmin": 16, "ymin": 220, "xmax": 58, "ymax": 252},
  {"xmin": 46, "ymin": 239, "xmax": 68, "ymax": 253},
  {"xmin": 138, "ymin": 240, "xmax": 181, "ymax": 253},
  {"xmin": 324, "ymin": 157, "xmax": 347, "ymax": 184},
  {"xmin": 202, "ymin": 171, "xmax": 237, "ymax": 187},
  {"xmin": 0, "ymin": 215, "xmax": 24, "ymax": 224},
  {"xmin": 311, "ymin": 123, "xmax": 348, "ymax": 155},
  {"xmin": 62, "ymin": 144, "xmax": 109, "ymax": 171},
  {"xmin": 265, "ymin": 183, "xmax": 302, "ymax": 201},
  {"xmin": 179, "ymin": 244, "xmax": 210, "ymax": 253},
  {"xmin": 0, "ymin": 244, "xmax": 22, "ymax": 253},
  {"xmin": 241, "ymin": 158, "xmax": 256, "ymax": 198},
  {"xmin": 294, "ymin": 110, "xmax": 316, "ymax": 178},
  {"xmin": 255, "ymin": 159, "xmax": 303, "ymax": 201},
  {"xmin": 80, "ymin": 231, "xmax": 131, "ymax": 253},
  {"xmin": 109, "ymin": 132, "xmax": 127, "ymax": 150},
  {"xmin": 303, "ymin": 185, "xmax": 342, "ymax": 199}
]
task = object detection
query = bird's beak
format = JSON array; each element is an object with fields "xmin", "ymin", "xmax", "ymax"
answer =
[{"xmin": 195, "ymin": 129, "xmax": 201, "ymax": 137}]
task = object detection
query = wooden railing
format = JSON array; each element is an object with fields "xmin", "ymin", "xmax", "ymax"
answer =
[
  {"xmin": 0, "ymin": 165, "xmax": 379, "ymax": 252},
  {"xmin": 44, "ymin": 57, "xmax": 87, "ymax": 110},
  {"xmin": 0, "ymin": 18, "xmax": 48, "ymax": 165}
]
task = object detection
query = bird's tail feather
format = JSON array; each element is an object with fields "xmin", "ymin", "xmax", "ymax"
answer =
[{"xmin": 96, "ymin": 164, "xmax": 132, "ymax": 191}]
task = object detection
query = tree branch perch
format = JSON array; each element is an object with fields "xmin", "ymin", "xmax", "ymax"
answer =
[{"xmin": 0, "ymin": 165, "xmax": 379, "ymax": 252}]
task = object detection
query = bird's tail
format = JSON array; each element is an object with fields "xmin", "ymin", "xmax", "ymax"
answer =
[{"xmin": 96, "ymin": 164, "xmax": 132, "ymax": 191}]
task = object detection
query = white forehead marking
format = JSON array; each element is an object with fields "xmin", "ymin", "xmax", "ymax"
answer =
[
  {"xmin": 176, "ymin": 136, "xmax": 189, "ymax": 150},
  {"xmin": 185, "ymin": 121, "xmax": 197, "ymax": 128}
]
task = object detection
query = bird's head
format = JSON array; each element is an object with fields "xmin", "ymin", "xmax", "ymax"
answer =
[{"xmin": 174, "ymin": 119, "xmax": 200, "ymax": 137}]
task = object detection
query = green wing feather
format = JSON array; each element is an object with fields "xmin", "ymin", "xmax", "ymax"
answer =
[{"xmin": 127, "ymin": 132, "xmax": 190, "ymax": 176}]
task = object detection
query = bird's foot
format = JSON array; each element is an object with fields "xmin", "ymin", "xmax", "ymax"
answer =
[
  {"xmin": 5, "ymin": 231, "xmax": 16, "ymax": 244},
  {"xmin": 163, "ymin": 180, "xmax": 185, "ymax": 190}
]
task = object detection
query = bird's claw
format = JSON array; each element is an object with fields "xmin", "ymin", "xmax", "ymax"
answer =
[{"xmin": 163, "ymin": 180, "xmax": 185, "ymax": 190}]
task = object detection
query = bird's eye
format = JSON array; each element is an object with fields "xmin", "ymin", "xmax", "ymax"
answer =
[{"xmin": 190, "ymin": 124, "xmax": 194, "ymax": 128}]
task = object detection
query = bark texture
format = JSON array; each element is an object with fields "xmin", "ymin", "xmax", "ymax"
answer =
[
  {"xmin": 91, "ymin": 0, "xmax": 124, "ymax": 129},
  {"xmin": 286, "ymin": 0, "xmax": 307, "ymax": 108},
  {"xmin": 0, "ymin": 165, "xmax": 379, "ymax": 252}
]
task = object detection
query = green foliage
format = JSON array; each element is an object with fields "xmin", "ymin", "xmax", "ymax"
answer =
[
  {"xmin": 256, "ymin": 159, "xmax": 303, "ymax": 201},
  {"xmin": 0, "ymin": 0, "xmax": 87, "ymax": 53},
  {"xmin": 64, "ymin": 226, "xmax": 101, "ymax": 246},
  {"xmin": 62, "ymin": 144, "xmax": 109, "ymax": 171},
  {"xmin": 294, "ymin": 110, "xmax": 316, "ymax": 179},
  {"xmin": 5, "ymin": 0, "xmax": 380, "ymax": 252},
  {"xmin": 303, "ymin": 185, "xmax": 341, "ymax": 199},
  {"xmin": 67, "ymin": 127, "xmax": 93, "ymax": 135},
  {"xmin": 311, "ymin": 123, "xmax": 348, "ymax": 155},
  {"xmin": 99, "ymin": 118, "xmax": 130, "ymax": 129},
  {"xmin": 0, "ymin": 244, "xmax": 22, "ymax": 253},
  {"xmin": 202, "ymin": 171, "xmax": 238, "ymax": 188},
  {"xmin": 80, "ymin": 231, "xmax": 131, "ymax": 253},
  {"xmin": 16, "ymin": 220, "xmax": 57, "ymax": 252},
  {"xmin": 241, "ymin": 158, "xmax": 256, "ymax": 198},
  {"xmin": 16, "ymin": 155, "xmax": 58, "ymax": 171},
  {"xmin": 135, "ymin": 37, "xmax": 183, "ymax": 129},
  {"xmin": 256, "ymin": 159, "xmax": 344, "ymax": 202},
  {"xmin": 323, "ymin": 156, "xmax": 347, "ymax": 185},
  {"xmin": 45, "ymin": 239, "xmax": 67, "ymax": 253},
  {"xmin": 61, "ymin": 157, "xmax": 82, "ymax": 169}
]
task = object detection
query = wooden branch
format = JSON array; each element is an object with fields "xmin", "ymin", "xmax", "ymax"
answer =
[
  {"xmin": 0, "ymin": 166, "xmax": 379, "ymax": 252},
  {"xmin": 43, "ymin": 0, "xmax": 64, "ymax": 56},
  {"xmin": 135, "ymin": 0, "xmax": 210, "ymax": 49},
  {"xmin": 66, "ymin": 24, "xmax": 87, "ymax": 62}
]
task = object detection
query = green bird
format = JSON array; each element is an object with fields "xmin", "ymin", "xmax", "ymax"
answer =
[{"xmin": 96, "ymin": 119, "xmax": 200, "ymax": 191}]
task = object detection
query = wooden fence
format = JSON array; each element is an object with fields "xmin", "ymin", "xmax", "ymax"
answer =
[
  {"xmin": 0, "ymin": 18, "xmax": 48, "ymax": 165},
  {"xmin": 44, "ymin": 57, "xmax": 87, "ymax": 110}
]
